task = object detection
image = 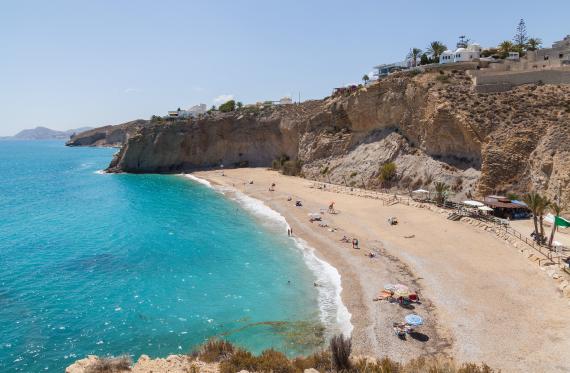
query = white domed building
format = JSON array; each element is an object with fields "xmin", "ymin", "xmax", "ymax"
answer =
[
  {"xmin": 439, "ymin": 50, "xmax": 455, "ymax": 64},
  {"xmin": 440, "ymin": 43, "xmax": 482, "ymax": 64}
]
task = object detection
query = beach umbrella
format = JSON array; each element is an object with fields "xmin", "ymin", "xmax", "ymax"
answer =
[
  {"xmin": 394, "ymin": 288, "xmax": 411, "ymax": 298},
  {"xmin": 405, "ymin": 314, "xmax": 423, "ymax": 326},
  {"xmin": 478, "ymin": 206, "xmax": 494, "ymax": 212},
  {"xmin": 463, "ymin": 200, "xmax": 485, "ymax": 207},
  {"xmin": 394, "ymin": 284, "xmax": 409, "ymax": 291}
]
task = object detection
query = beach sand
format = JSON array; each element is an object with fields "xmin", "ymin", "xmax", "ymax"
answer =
[{"xmin": 195, "ymin": 168, "xmax": 570, "ymax": 373}]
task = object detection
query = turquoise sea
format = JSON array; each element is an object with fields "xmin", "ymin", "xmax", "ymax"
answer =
[{"xmin": 0, "ymin": 141, "xmax": 350, "ymax": 372}]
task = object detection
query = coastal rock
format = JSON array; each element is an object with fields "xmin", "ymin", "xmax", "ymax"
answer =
[
  {"xmin": 75, "ymin": 70, "xmax": 570, "ymax": 199},
  {"xmin": 66, "ymin": 119, "xmax": 148, "ymax": 147},
  {"xmin": 65, "ymin": 356, "xmax": 99, "ymax": 373}
]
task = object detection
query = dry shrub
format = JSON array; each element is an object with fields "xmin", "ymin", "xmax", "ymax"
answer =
[
  {"xmin": 293, "ymin": 350, "xmax": 332, "ymax": 372},
  {"xmin": 85, "ymin": 355, "xmax": 132, "ymax": 373},
  {"xmin": 188, "ymin": 339, "xmax": 497, "ymax": 373},
  {"xmin": 282, "ymin": 160, "xmax": 303, "ymax": 176},
  {"xmin": 452, "ymin": 177, "xmax": 463, "ymax": 192},
  {"xmin": 196, "ymin": 339, "xmax": 235, "ymax": 363},
  {"xmin": 353, "ymin": 356, "xmax": 401, "ymax": 372},
  {"xmin": 330, "ymin": 334, "xmax": 352, "ymax": 370},
  {"xmin": 255, "ymin": 349, "xmax": 295, "ymax": 373},
  {"xmin": 219, "ymin": 349, "xmax": 257, "ymax": 373}
]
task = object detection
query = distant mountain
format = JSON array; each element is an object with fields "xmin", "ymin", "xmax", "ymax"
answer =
[{"xmin": 2, "ymin": 126, "xmax": 93, "ymax": 140}]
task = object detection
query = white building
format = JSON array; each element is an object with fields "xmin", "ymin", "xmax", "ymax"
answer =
[
  {"xmin": 439, "ymin": 44, "xmax": 481, "ymax": 64},
  {"xmin": 279, "ymin": 97, "xmax": 293, "ymax": 105},
  {"xmin": 506, "ymin": 51, "xmax": 520, "ymax": 61},
  {"xmin": 167, "ymin": 108, "xmax": 188, "ymax": 118},
  {"xmin": 373, "ymin": 61, "xmax": 408, "ymax": 78},
  {"xmin": 439, "ymin": 50, "xmax": 455, "ymax": 64},
  {"xmin": 167, "ymin": 104, "xmax": 208, "ymax": 119},
  {"xmin": 188, "ymin": 104, "xmax": 207, "ymax": 116}
]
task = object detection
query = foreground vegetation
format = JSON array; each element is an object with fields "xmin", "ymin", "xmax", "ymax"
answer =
[
  {"xmin": 193, "ymin": 335, "xmax": 496, "ymax": 373},
  {"xmin": 86, "ymin": 335, "xmax": 496, "ymax": 372}
]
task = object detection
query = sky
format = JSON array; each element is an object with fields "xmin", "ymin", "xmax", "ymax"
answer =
[{"xmin": 1, "ymin": 0, "xmax": 569, "ymax": 136}]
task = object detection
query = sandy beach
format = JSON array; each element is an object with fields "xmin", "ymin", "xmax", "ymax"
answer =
[{"xmin": 193, "ymin": 168, "xmax": 570, "ymax": 373}]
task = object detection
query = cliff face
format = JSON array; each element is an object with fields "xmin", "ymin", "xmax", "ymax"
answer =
[
  {"xmin": 66, "ymin": 119, "xmax": 148, "ymax": 147},
  {"xmin": 103, "ymin": 70, "xmax": 570, "ymax": 200}
]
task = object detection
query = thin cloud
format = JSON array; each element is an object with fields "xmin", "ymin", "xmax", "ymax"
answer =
[
  {"xmin": 213, "ymin": 94, "xmax": 234, "ymax": 105},
  {"xmin": 124, "ymin": 88, "xmax": 141, "ymax": 94}
]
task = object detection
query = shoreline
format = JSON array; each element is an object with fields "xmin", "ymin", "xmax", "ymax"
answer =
[
  {"xmin": 191, "ymin": 168, "xmax": 570, "ymax": 373},
  {"xmin": 188, "ymin": 170, "xmax": 452, "ymax": 361},
  {"xmin": 181, "ymin": 174, "xmax": 354, "ymax": 340}
]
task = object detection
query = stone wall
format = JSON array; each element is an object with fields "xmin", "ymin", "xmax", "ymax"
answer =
[{"xmin": 469, "ymin": 67, "xmax": 570, "ymax": 93}]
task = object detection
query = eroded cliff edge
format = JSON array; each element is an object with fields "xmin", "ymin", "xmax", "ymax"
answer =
[
  {"xmin": 66, "ymin": 119, "xmax": 148, "ymax": 147},
  {"xmin": 94, "ymin": 70, "xmax": 570, "ymax": 198}
]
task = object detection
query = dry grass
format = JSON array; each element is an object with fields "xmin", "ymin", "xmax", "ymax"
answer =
[
  {"xmin": 189, "ymin": 337, "xmax": 497, "ymax": 373},
  {"xmin": 85, "ymin": 355, "xmax": 132, "ymax": 373},
  {"xmin": 330, "ymin": 334, "xmax": 352, "ymax": 370},
  {"xmin": 194, "ymin": 339, "xmax": 235, "ymax": 363}
]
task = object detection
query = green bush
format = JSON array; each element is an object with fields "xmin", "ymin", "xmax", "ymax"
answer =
[
  {"xmin": 378, "ymin": 162, "xmax": 397, "ymax": 182},
  {"xmin": 219, "ymin": 100, "xmax": 236, "ymax": 113}
]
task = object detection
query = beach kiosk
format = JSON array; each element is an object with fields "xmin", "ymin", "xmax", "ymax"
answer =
[{"xmin": 483, "ymin": 195, "xmax": 530, "ymax": 219}]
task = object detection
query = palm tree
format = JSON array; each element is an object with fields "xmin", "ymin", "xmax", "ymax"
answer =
[
  {"xmin": 523, "ymin": 192, "xmax": 541, "ymax": 238},
  {"xmin": 548, "ymin": 202, "xmax": 562, "ymax": 248},
  {"xmin": 362, "ymin": 74, "xmax": 370, "ymax": 85},
  {"xmin": 427, "ymin": 41, "xmax": 447, "ymax": 61},
  {"xmin": 434, "ymin": 182, "xmax": 449, "ymax": 205},
  {"xmin": 407, "ymin": 48, "xmax": 423, "ymax": 67},
  {"xmin": 499, "ymin": 40, "xmax": 514, "ymax": 54},
  {"xmin": 527, "ymin": 38, "xmax": 542, "ymax": 51},
  {"xmin": 537, "ymin": 196, "xmax": 551, "ymax": 241}
]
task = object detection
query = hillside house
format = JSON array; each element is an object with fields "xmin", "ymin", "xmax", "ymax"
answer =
[{"xmin": 440, "ymin": 44, "xmax": 482, "ymax": 64}]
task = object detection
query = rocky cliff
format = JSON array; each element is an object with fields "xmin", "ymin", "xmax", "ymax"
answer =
[
  {"xmin": 100, "ymin": 70, "xmax": 570, "ymax": 200},
  {"xmin": 66, "ymin": 119, "xmax": 148, "ymax": 147}
]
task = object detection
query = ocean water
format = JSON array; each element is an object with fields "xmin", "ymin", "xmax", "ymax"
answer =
[{"xmin": 0, "ymin": 141, "xmax": 350, "ymax": 372}]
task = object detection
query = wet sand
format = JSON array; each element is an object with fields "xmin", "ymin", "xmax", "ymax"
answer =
[{"xmin": 194, "ymin": 168, "xmax": 570, "ymax": 373}]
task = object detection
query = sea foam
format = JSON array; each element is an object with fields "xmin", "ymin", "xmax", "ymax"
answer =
[
  {"xmin": 183, "ymin": 174, "xmax": 353, "ymax": 337},
  {"xmin": 183, "ymin": 174, "xmax": 212, "ymax": 188}
]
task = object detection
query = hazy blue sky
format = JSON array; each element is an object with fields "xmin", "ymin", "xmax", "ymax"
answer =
[{"xmin": 1, "ymin": 0, "xmax": 569, "ymax": 135}]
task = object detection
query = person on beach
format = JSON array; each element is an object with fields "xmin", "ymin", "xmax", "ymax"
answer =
[{"xmin": 352, "ymin": 238, "xmax": 359, "ymax": 249}]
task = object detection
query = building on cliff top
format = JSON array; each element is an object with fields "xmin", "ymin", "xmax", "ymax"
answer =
[
  {"xmin": 527, "ymin": 35, "xmax": 570, "ymax": 66},
  {"xmin": 167, "ymin": 104, "xmax": 207, "ymax": 118},
  {"xmin": 373, "ymin": 61, "xmax": 407, "ymax": 78},
  {"xmin": 439, "ymin": 44, "xmax": 482, "ymax": 64}
]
